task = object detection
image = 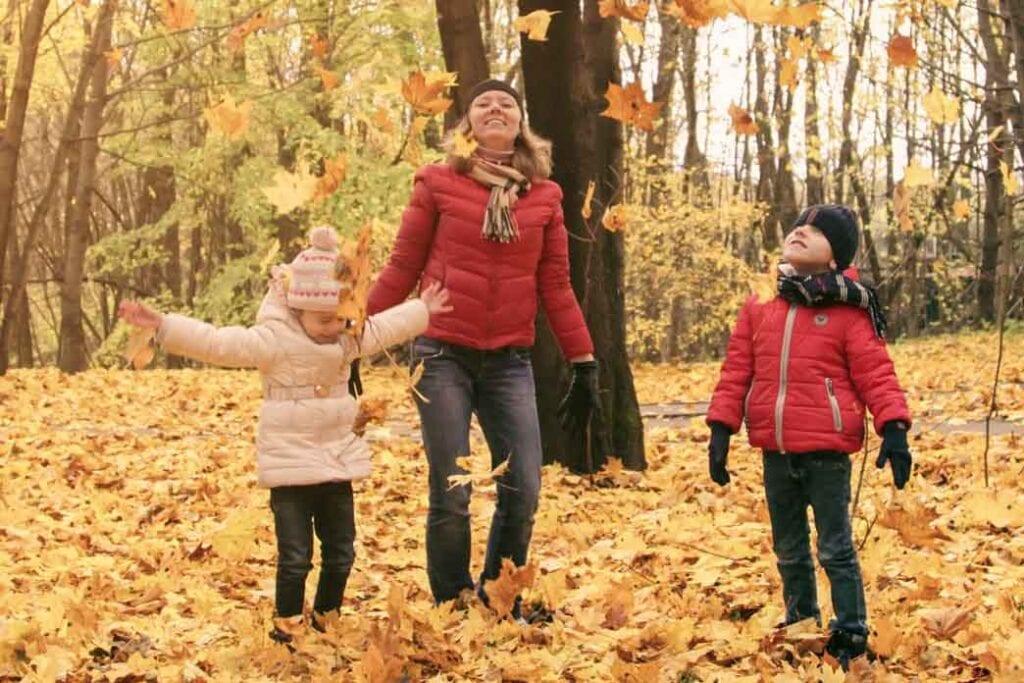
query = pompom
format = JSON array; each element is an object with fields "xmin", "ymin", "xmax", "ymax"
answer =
[{"xmin": 309, "ymin": 225, "xmax": 339, "ymax": 252}]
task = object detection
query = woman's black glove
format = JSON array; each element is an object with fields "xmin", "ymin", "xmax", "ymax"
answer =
[
  {"xmin": 557, "ymin": 360, "xmax": 602, "ymax": 435},
  {"xmin": 348, "ymin": 359, "xmax": 363, "ymax": 399},
  {"xmin": 876, "ymin": 421, "xmax": 912, "ymax": 489},
  {"xmin": 708, "ymin": 422, "xmax": 732, "ymax": 486}
]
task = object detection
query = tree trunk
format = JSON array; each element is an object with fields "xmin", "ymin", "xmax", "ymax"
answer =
[
  {"xmin": 833, "ymin": 0, "xmax": 872, "ymax": 205},
  {"xmin": 59, "ymin": 0, "xmax": 115, "ymax": 373},
  {"xmin": 519, "ymin": 0, "xmax": 645, "ymax": 471},
  {"xmin": 436, "ymin": 0, "xmax": 490, "ymax": 128},
  {"xmin": 804, "ymin": 24, "xmax": 824, "ymax": 205},
  {"xmin": 772, "ymin": 30, "xmax": 798, "ymax": 232},
  {"xmin": 680, "ymin": 27, "xmax": 708, "ymax": 198},
  {"xmin": 0, "ymin": 0, "xmax": 50, "ymax": 312},
  {"xmin": 644, "ymin": 5, "xmax": 680, "ymax": 205},
  {"xmin": 752, "ymin": 28, "xmax": 779, "ymax": 250},
  {"xmin": 0, "ymin": 0, "xmax": 107, "ymax": 374}
]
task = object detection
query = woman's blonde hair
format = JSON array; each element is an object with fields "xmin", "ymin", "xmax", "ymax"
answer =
[{"xmin": 441, "ymin": 115, "xmax": 553, "ymax": 180}]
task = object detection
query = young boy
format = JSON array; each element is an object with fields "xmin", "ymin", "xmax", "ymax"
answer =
[{"xmin": 705, "ymin": 204, "xmax": 912, "ymax": 668}]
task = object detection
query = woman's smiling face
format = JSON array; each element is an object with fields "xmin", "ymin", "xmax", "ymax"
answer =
[{"xmin": 468, "ymin": 90, "xmax": 521, "ymax": 150}]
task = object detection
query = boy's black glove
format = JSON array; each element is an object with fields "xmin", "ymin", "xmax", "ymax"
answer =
[
  {"xmin": 876, "ymin": 421, "xmax": 911, "ymax": 489},
  {"xmin": 708, "ymin": 422, "xmax": 732, "ymax": 486},
  {"xmin": 348, "ymin": 359, "xmax": 363, "ymax": 398},
  {"xmin": 557, "ymin": 360, "xmax": 602, "ymax": 435}
]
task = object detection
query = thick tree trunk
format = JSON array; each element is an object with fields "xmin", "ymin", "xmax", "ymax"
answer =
[
  {"xmin": 0, "ymin": 0, "xmax": 50, "ymax": 313},
  {"xmin": 644, "ymin": 6, "xmax": 680, "ymax": 205},
  {"xmin": 752, "ymin": 28, "xmax": 779, "ymax": 250},
  {"xmin": 833, "ymin": 0, "xmax": 871, "ymax": 206},
  {"xmin": 59, "ymin": 1, "xmax": 115, "ymax": 373},
  {"xmin": 772, "ymin": 31, "xmax": 798, "ymax": 232},
  {"xmin": 519, "ymin": 0, "xmax": 645, "ymax": 471},
  {"xmin": 436, "ymin": 0, "xmax": 490, "ymax": 128}
]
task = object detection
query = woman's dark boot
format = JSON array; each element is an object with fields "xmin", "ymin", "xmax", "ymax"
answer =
[{"xmin": 826, "ymin": 630, "xmax": 867, "ymax": 670}]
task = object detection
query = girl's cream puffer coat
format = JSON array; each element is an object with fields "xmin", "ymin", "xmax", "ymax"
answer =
[{"xmin": 156, "ymin": 290, "xmax": 428, "ymax": 487}]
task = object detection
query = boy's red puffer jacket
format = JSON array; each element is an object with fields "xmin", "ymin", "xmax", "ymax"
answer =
[
  {"xmin": 706, "ymin": 290, "xmax": 911, "ymax": 455},
  {"xmin": 367, "ymin": 163, "xmax": 594, "ymax": 359}
]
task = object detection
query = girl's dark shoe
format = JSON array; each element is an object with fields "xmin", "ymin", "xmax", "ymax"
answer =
[{"xmin": 826, "ymin": 630, "xmax": 868, "ymax": 671}]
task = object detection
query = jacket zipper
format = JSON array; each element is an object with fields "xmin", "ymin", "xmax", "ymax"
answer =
[
  {"xmin": 743, "ymin": 380, "xmax": 755, "ymax": 426},
  {"xmin": 825, "ymin": 378, "xmax": 844, "ymax": 432},
  {"xmin": 774, "ymin": 304, "xmax": 799, "ymax": 452}
]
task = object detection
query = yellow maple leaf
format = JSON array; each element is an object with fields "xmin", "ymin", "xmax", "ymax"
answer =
[
  {"xmin": 482, "ymin": 559, "xmax": 537, "ymax": 618},
  {"xmin": 161, "ymin": 0, "xmax": 196, "ymax": 31},
  {"xmin": 773, "ymin": 2, "xmax": 821, "ymax": 28},
  {"xmin": 952, "ymin": 198, "xmax": 971, "ymax": 221},
  {"xmin": 922, "ymin": 87, "xmax": 960, "ymax": 125},
  {"xmin": 601, "ymin": 82, "xmax": 663, "ymax": 131},
  {"xmin": 1001, "ymin": 160, "xmax": 1019, "ymax": 195},
  {"xmin": 335, "ymin": 223, "xmax": 372, "ymax": 335},
  {"xmin": 581, "ymin": 180, "xmax": 597, "ymax": 220},
  {"xmin": 779, "ymin": 58, "xmax": 799, "ymax": 91},
  {"xmin": 786, "ymin": 34, "xmax": 810, "ymax": 59},
  {"xmin": 621, "ymin": 21, "xmax": 645, "ymax": 46},
  {"xmin": 123, "ymin": 327, "xmax": 155, "ymax": 370},
  {"xmin": 451, "ymin": 130, "xmax": 478, "ymax": 158},
  {"xmin": 262, "ymin": 167, "xmax": 318, "ymax": 215},
  {"xmin": 666, "ymin": 0, "xmax": 730, "ymax": 28},
  {"xmin": 728, "ymin": 0, "xmax": 777, "ymax": 23},
  {"xmin": 514, "ymin": 9, "xmax": 559, "ymax": 41},
  {"xmin": 598, "ymin": 0, "xmax": 650, "ymax": 21},
  {"xmin": 371, "ymin": 107, "xmax": 396, "ymax": 134},
  {"xmin": 602, "ymin": 204, "xmax": 633, "ymax": 232},
  {"xmin": 401, "ymin": 70, "xmax": 453, "ymax": 117},
  {"xmin": 888, "ymin": 33, "xmax": 918, "ymax": 68},
  {"xmin": 728, "ymin": 103, "xmax": 758, "ymax": 135},
  {"xmin": 203, "ymin": 95, "xmax": 252, "ymax": 140},
  {"xmin": 893, "ymin": 181, "xmax": 913, "ymax": 233},
  {"xmin": 903, "ymin": 160, "xmax": 934, "ymax": 188},
  {"xmin": 447, "ymin": 454, "xmax": 512, "ymax": 490}
]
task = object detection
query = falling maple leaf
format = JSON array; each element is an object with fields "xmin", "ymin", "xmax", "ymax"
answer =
[
  {"xmin": 667, "ymin": 0, "xmax": 730, "ymax": 28},
  {"xmin": 581, "ymin": 180, "xmax": 597, "ymax": 220},
  {"xmin": 601, "ymin": 82, "xmax": 663, "ymax": 131},
  {"xmin": 728, "ymin": 103, "xmax": 758, "ymax": 135},
  {"xmin": 888, "ymin": 33, "xmax": 918, "ymax": 68},
  {"xmin": 922, "ymin": 87, "xmax": 960, "ymax": 125},
  {"xmin": 451, "ymin": 130, "xmax": 478, "ymax": 158},
  {"xmin": 728, "ymin": 0, "xmax": 778, "ymax": 23},
  {"xmin": 773, "ymin": 2, "xmax": 821, "ymax": 28},
  {"xmin": 1000, "ymin": 160, "xmax": 1019, "ymax": 195},
  {"xmin": 161, "ymin": 0, "xmax": 197, "ymax": 30},
  {"xmin": 371, "ymin": 107, "xmax": 396, "ymax": 134},
  {"xmin": 335, "ymin": 223, "xmax": 372, "ymax": 336},
  {"xmin": 602, "ymin": 578, "xmax": 634, "ymax": 629},
  {"xmin": 226, "ymin": 11, "xmax": 269, "ymax": 53},
  {"xmin": 309, "ymin": 33, "xmax": 329, "ymax": 60},
  {"xmin": 316, "ymin": 66, "xmax": 340, "ymax": 91},
  {"xmin": 786, "ymin": 34, "xmax": 810, "ymax": 59},
  {"xmin": 952, "ymin": 198, "xmax": 971, "ymax": 220},
  {"xmin": 621, "ymin": 21, "xmax": 645, "ymax": 46},
  {"xmin": 893, "ymin": 181, "xmax": 913, "ymax": 233},
  {"xmin": 779, "ymin": 58, "xmax": 798, "ymax": 91},
  {"xmin": 123, "ymin": 327, "xmax": 155, "ymax": 369},
  {"xmin": 447, "ymin": 454, "xmax": 512, "ymax": 490},
  {"xmin": 904, "ymin": 161, "xmax": 934, "ymax": 188},
  {"xmin": 262, "ymin": 167, "xmax": 318, "ymax": 215},
  {"xmin": 104, "ymin": 47, "xmax": 123, "ymax": 68},
  {"xmin": 401, "ymin": 71, "xmax": 454, "ymax": 117},
  {"xmin": 483, "ymin": 559, "xmax": 537, "ymax": 618},
  {"xmin": 598, "ymin": 0, "xmax": 650, "ymax": 21},
  {"xmin": 817, "ymin": 47, "xmax": 836, "ymax": 63},
  {"xmin": 203, "ymin": 95, "xmax": 252, "ymax": 140},
  {"xmin": 313, "ymin": 153, "xmax": 347, "ymax": 201},
  {"xmin": 514, "ymin": 9, "xmax": 559, "ymax": 41},
  {"xmin": 602, "ymin": 204, "xmax": 633, "ymax": 232}
]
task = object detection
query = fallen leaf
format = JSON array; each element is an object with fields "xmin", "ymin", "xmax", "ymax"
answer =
[
  {"xmin": 483, "ymin": 559, "xmax": 537, "ymax": 617},
  {"xmin": 920, "ymin": 603, "xmax": 977, "ymax": 640},
  {"xmin": 514, "ymin": 9, "xmax": 559, "ymax": 41},
  {"xmin": 601, "ymin": 82, "xmax": 663, "ymax": 131}
]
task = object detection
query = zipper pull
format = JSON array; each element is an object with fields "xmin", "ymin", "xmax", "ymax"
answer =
[{"xmin": 825, "ymin": 378, "xmax": 834, "ymax": 395}]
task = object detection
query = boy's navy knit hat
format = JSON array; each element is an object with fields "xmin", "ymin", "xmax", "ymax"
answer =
[
  {"xmin": 467, "ymin": 79, "xmax": 523, "ymax": 110},
  {"xmin": 793, "ymin": 204, "xmax": 859, "ymax": 270}
]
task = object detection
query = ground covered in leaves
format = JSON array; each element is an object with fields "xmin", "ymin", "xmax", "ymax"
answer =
[{"xmin": 1, "ymin": 330, "xmax": 1022, "ymax": 681}]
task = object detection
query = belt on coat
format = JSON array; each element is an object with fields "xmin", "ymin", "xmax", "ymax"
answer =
[{"xmin": 264, "ymin": 383, "xmax": 347, "ymax": 400}]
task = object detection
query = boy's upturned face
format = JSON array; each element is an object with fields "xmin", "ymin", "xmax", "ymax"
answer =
[
  {"xmin": 298, "ymin": 309, "xmax": 346, "ymax": 344},
  {"xmin": 782, "ymin": 224, "xmax": 837, "ymax": 273}
]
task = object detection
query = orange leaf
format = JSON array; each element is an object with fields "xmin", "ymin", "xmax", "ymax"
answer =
[
  {"xmin": 401, "ymin": 71, "xmax": 453, "ymax": 117},
  {"xmin": 314, "ymin": 154, "xmax": 347, "ymax": 201},
  {"xmin": 161, "ymin": 0, "xmax": 197, "ymax": 31},
  {"xmin": 123, "ymin": 328, "xmax": 155, "ymax": 370},
  {"xmin": 602, "ymin": 204, "xmax": 632, "ymax": 232},
  {"xmin": 920, "ymin": 603, "xmax": 977, "ymax": 640},
  {"xmin": 483, "ymin": 559, "xmax": 537, "ymax": 618},
  {"xmin": 952, "ymin": 198, "xmax": 970, "ymax": 220},
  {"xmin": 226, "ymin": 12, "xmax": 269, "ymax": 53},
  {"xmin": 309, "ymin": 33, "xmax": 329, "ymax": 60},
  {"xmin": 773, "ymin": 2, "xmax": 821, "ymax": 28},
  {"xmin": 728, "ymin": 103, "xmax": 758, "ymax": 135},
  {"xmin": 204, "ymin": 95, "xmax": 252, "ymax": 140},
  {"xmin": 667, "ymin": 0, "xmax": 729, "ymax": 27},
  {"xmin": 104, "ymin": 47, "xmax": 123, "ymax": 68},
  {"xmin": 598, "ymin": 0, "xmax": 650, "ymax": 22},
  {"xmin": 887, "ymin": 34, "xmax": 918, "ymax": 68},
  {"xmin": 728, "ymin": 0, "xmax": 777, "ymax": 23},
  {"xmin": 600, "ymin": 82, "xmax": 663, "ymax": 131},
  {"xmin": 817, "ymin": 47, "xmax": 836, "ymax": 63},
  {"xmin": 779, "ymin": 58, "xmax": 798, "ymax": 91},
  {"xmin": 316, "ymin": 66, "xmax": 340, "ymax": 91}
]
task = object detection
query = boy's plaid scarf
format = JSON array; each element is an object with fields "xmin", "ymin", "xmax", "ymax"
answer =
[{"xmin": 777, "ymin": 266, "xmax": 888, "ymax": 339}]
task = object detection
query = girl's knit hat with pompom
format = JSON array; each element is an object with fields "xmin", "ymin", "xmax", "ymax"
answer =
[{"xmin": 286, "ymin": 225, "xmax": 340, "ymax": 312}]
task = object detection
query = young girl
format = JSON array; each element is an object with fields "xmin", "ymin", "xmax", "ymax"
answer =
[{"xmin": 118, "ymin": 226, "xmax": 451, "ymax": 644}]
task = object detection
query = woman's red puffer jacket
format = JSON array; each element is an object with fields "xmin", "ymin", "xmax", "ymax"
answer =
[
  {"xmin": 707, "ymin": 292, "xmax": 911, "ymax": 455},
  {"xmin": 367, "ymin": 163, "xmax": 594, "ymax": 359}
]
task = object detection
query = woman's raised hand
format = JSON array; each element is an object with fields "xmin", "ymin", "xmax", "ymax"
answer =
[
  {"xmin": 118, "ymin": 301, "xmax": 164, "ymax": 329},
  {"xmin": 419, "ymin": 282, "xmax": 453, "ymax": 316}
]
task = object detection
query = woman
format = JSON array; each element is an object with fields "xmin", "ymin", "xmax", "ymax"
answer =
[{"xmin": 366, "ymin": 79, "xmax": 600, "ymax": 615}]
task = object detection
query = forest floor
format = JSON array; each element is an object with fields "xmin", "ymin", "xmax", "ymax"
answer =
[{"xmin": 1, "ymin": 330, "xmax": 1022, "ymax": 681}]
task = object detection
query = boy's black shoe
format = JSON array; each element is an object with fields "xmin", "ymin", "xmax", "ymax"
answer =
[{"xmin": 826, "ymin": 630, "xmax": 868, "ymax": 671}]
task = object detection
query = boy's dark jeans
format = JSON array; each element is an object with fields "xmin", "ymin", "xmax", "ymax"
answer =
[
  {"xmin": 270, "ymin": 481, "xmax": 356, "ymax": 618},
  {"xmin": 411, "ymin": 336, "xmax": 542, "ymax": 606},
  {"xmin": 762, "ymin": 451, "xmax": 867, "ymax": 636}
]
